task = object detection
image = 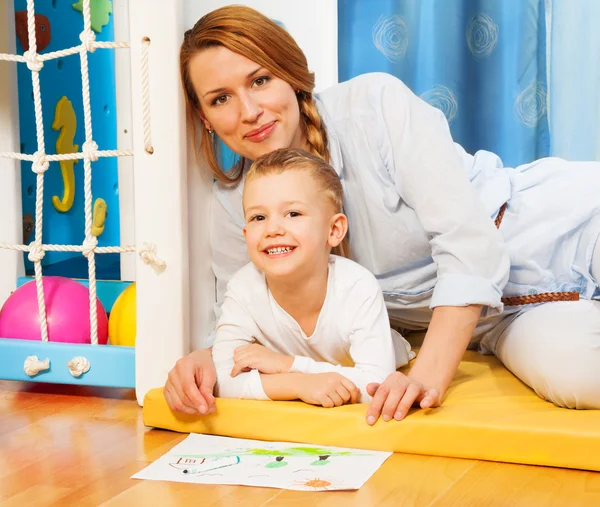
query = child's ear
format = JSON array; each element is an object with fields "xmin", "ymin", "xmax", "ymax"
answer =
[{"xmin": 328, "ymin": 213, "xmax": 348, "ymax": 248}]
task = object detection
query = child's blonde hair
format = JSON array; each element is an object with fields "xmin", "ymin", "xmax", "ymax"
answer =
[{"xmin": 246, "ymin": 148, "xmax": 350, "ymax": 259}]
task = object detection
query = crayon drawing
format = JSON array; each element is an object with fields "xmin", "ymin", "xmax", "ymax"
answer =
[{"xmin": 133, "ymin": 434, "xmax": 392, "ymax": 491}]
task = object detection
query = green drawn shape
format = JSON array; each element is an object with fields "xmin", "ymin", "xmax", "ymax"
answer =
[
  {"xmin": 179, "ymin": 447, "xmax": 371, "ymax": 460},
  {"xmin": 265, "ymin": 459, "xmax": 288, "ymax": 469},
  {"xmin": 311, "ymin": 455, "xmax": 331, "ymax": 466},
  {"xmin": 72, "ymin": 0, "xmax": 113, "ymax": 33}
]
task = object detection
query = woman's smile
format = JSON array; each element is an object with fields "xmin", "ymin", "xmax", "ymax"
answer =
[{"xmin": 245, "ymin": 121, "xmax": 277, "ymax": 143}]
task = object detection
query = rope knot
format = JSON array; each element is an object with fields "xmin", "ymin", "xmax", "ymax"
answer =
[
  {"xmin": 23, "ymin": 50, "xmax": 43, "ymax": 72},
  {"xmin": 27, "ymin": 244, "xmax": 45, "ymax": 263},
  {"xmin": 139, "ymin": 242, "xmax": 166, "ymax": 273},
  {"xmin": 67, "ymin": 356, "xmax": 91, "ymax": 377},
  {"xmin": 82, "ymin": 140, "xmax": 99, "ymax": 162},
  {"xmin": 82, "ymin": 237, "xmax": 98, "ymax": 257},
  {"xmin": 79, "ymin": 30, "xmax": 97, "ymax": 53},
  {"xmin": 24, "ymin": 356, "xmax": 50, "ymax": 377},
  {"xmin": 31, "ymin": 150, "xmax": 49, "ymax": 174}
]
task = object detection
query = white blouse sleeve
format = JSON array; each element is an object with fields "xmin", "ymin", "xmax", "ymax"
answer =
[
  {"xmin": 376, "ymin": 74, "xmax": 510, "ymax": 312},
  {"xmin": 209, "ymin": 185, "xmax": 250, "ymax": 340}
]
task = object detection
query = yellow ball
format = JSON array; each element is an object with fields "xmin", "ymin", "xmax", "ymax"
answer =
[{"xmin": 108, "ymin": 282, "xmax": 136, "ymax": 346}]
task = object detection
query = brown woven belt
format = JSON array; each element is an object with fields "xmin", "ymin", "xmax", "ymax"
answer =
[{"xmin": 494, "ymin": 202, "xmax": 579, "ymax": 306}]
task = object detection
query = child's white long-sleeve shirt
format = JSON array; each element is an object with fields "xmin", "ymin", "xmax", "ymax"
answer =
[{"xmin": 212, "ymin": 255, "xmax": 412, "ymax": 403}]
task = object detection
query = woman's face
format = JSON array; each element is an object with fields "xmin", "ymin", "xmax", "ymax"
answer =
[{"xmin": 188, "ymin": 46, "xmax": 307, "ymax": 161}]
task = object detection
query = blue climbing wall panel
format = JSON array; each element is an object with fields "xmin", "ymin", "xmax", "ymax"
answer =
[{"xmin": 14, "ymin": 0, "xmax": 120, "ymax": 280}]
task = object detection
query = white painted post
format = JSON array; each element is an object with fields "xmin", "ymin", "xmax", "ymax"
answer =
[
  {"xmin": 128, "ymin": 0, "xmax": 196, "ymax": 404},
  {"xmin": 0, "ymin": 2, "xmax": 25, "ymax": 308}
]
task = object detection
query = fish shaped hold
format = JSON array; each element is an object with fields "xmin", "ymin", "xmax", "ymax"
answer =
[{"xmin": 15, "ymin": 11, "xmax": 51, "ymax": 52}]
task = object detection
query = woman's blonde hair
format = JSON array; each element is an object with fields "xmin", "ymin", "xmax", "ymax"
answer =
[
  {"xmin": 180, "ymin": 5, "xmax": 330, "ymax": 185},
  {"xmin": 246, "ymin": 148, "xmax": 350, "ymax": 258}
]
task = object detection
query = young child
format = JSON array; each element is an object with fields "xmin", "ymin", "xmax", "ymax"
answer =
[{"xmin": 212, "ymin": 148, "xmax": 414, "ymax": 406}]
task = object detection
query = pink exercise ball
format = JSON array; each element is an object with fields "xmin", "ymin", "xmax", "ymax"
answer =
[{"xmin": 0, "ymin": 276, "xmax": 108, "ymax": 344}]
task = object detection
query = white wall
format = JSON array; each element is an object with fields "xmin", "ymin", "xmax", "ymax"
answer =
[{"xmin": 0, "ymin": 1, "xmax": 25, "ymax": 307}]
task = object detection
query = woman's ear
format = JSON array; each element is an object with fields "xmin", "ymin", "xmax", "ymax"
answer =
[
  {"xmin": 328, "ymin": 213, "xmax": 348, "ymax": 248},
  {"xmin": 194, "ymin": 105, "xmax": 210, "ymax": 128}
]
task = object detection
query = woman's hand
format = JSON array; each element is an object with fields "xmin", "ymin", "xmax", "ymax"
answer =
[
  {"xmin": 164, "ymin": 348, "xmax": 217, "ymax": 415},
  {"xmin": 365, "ymin": 371, "xmax": 440, "ymax": 425},
  {"xmin": 231, "ymin": 343, "xmax": 294, "ymax": 377},
  {"xmin": 296, "ymin": 372, "xmax": 360, "ymax": 408}
]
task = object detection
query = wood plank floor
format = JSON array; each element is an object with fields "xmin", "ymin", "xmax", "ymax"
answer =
[{"xmin": 1, "ymin": 380, "xmax": 599, "ymax": 507}]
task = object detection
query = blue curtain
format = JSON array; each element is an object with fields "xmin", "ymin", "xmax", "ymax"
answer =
[
  {"xmin": 546, "ymin": 0, "xmax": 600, "ymax": 161},
  {"xmin": 339, "ymin": 0, "xmax": 551, "ymax": 168}
]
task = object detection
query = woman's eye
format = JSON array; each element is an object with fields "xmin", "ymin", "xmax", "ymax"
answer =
[
  {"xmin": 253, "ymin": 76, "xmax": 270, "ymax": 87},
  {"xmin": 212, "ymin": 95, "xmax": 229, "ymax": 106}
]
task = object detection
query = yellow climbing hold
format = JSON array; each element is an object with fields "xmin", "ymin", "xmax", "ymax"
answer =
[
  {"xmin": 52, "ymin": 96, "xmax": 78, "ymax": 213},
  {"xmin": 92, "ymin": 198, "xmax": 107, "ymax": 237}
]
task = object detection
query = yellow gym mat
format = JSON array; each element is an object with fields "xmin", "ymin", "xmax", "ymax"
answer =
[{"xmin": 143, "ymin": 351, "xmax": 600, "ymax": 471}]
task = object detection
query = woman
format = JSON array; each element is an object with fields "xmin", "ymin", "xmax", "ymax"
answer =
[{"xmin": 164, "ymin": 5, "xmax": 600, "ymax": 423}]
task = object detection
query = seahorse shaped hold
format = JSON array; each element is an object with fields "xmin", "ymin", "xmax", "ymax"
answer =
[{"xmin": 52, "ymin": 96, "xmax": 78, "ymax": 213}]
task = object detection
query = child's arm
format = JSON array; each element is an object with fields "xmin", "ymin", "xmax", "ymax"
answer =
[
  {"xmin": 212, "ymin": 293, "xmax": 271, "ymax": 400},
  {"xmin": 289, "ymin": 279, "xmax": 396, "ymax": 403},
  {"xmin": 260, "ymin": 372, "xmax": 360, "ymax": 407},
  {"xmin": 215, "ymin": 291, "xmax": 361, "ymax": 406}
]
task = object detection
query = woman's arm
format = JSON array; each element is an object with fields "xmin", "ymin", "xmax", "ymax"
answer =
[
  {"xmin": 409, "ymin": 304, "xmax": 481, "ymax": 394},
  {"xmin": 365, "ymin": 304, "xmax": 482, "ymax": 424},
  {"xmin": 376, "ymin": 73, "xmax": 510, "ymax": 313}
]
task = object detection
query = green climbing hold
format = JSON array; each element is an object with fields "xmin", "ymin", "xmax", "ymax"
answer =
[{"xmin": 72, "ymin": 0, "xmax": 112, "ymax": 34}]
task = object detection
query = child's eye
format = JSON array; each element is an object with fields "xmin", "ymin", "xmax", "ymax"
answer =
[
  {"xmin": 212, "ymin": 94, "xmax": 229, "ymax": 106},
  {"xmin": 287, "ymin": 211, "xmax": 301, "ymax": 218},
  {"xmin": 253, "ymin": 76, "xmax": 270, "ymax": 87},
  {"xmin": 250, "ymin": 215, "xmax": 265, "ymax": 222}
]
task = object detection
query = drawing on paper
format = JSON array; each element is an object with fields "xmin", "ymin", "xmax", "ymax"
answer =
[{"xmin": 133, "ymin": 434, "xmax": 392, "ymax": 491}]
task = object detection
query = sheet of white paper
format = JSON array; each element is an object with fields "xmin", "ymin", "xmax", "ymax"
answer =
[{"xmin": 132, "ymin": 434, "xmax": 392, "ymax": 491}]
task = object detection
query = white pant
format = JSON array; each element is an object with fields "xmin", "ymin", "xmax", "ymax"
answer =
[
  {"xmin": 481, "ymin": 237, "xmax": 600, "ymax": 409},
  {"xmin": 494, "ymin": 300, "xmax": 600, "ymax": 409}
]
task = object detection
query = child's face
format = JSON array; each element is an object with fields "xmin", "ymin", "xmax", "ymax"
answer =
[{"xmin": 242, "ymin": 170, "xmax": 344, "ymax": 279}]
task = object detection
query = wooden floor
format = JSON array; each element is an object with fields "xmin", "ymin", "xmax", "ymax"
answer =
[{"xmin": 1, "ymin": 381, "xmax": 600, "ymax": 507}]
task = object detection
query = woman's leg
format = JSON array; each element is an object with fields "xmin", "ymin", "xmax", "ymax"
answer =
[{"xmin": 494, "ymin": 300, "xmax": 600, "ymax": 409}]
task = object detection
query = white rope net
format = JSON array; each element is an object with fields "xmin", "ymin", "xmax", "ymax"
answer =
[{"xmin": 0, "ymin": 0, "xmax": 159, "ymax": 352}]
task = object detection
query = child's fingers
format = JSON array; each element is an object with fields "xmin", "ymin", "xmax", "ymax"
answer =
[
  {"xmin": 342, "ymin": 378, "xmax": 360, "ymax": 404},
  {"xmin": 230, "ymin": 361, "xmax": 246, "ymax": 378},
  {"xmin": 335, "ymin": 384, "xmax": 353, "ymax": 404},
  {"xmin": 327, "ymin": 390, "xmax": 344, "ymax": 407}
]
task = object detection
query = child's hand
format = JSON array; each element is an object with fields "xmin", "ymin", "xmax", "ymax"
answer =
[
  {"xmin": 365, "ymin": 371, "xmax": 440, "ymax": 425},
  {"xmin": 296, "ymin": 372, "xmax": 360, "ymax": 407},
  {"xmin": 231, "ymin": 343, "xmax": 294, "ymax": 377}
]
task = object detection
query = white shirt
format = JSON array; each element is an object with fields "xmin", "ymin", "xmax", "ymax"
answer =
[
  {"xmin": 212, "ymin": 256, "xmax": 412, "ymax": 403},
  {"xmin": 210, "ymin": 72, "xmax": 511, "ymax": 332}
]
